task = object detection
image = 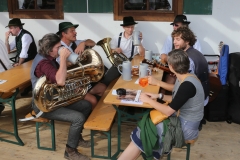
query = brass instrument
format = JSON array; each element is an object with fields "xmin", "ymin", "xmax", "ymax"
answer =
[
  {"xmin": 97, "ymin": 37, "xmax": 129, "ymax": 67},
  {"xmin": 33, "ymin": 49, "xmax": 104, "ymax": 112}
]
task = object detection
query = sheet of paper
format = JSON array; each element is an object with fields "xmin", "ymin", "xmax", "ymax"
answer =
[
  {"xmin": 112, "ymin": 89, "xmax": 143, "ymax": 105},
  {"xmin": 0, "ymin": 79, "xmax": 7, "ymax": 84},
  {"xmin": 135, "ymin": 78, "xmax": 139, "ymax": 84}
]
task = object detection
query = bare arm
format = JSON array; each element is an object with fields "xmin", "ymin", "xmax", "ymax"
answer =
[
  {"xmin": 148, "ymin": 76, "xmax": 174, "ymax": 92},
  {"xmin": 138, "ymin": 32, "xmax": 145, "ymax": 56},
  {"xmin": 74, "ymin": 39, "xmax": 96, "ymax": 54},
  {"xmin": 5, "ymin": 31, "xmax": 11, "ymax": 53},
  {"xmin": 55, "ymin": 48, "xmax": 71, "ymax": 86},
  {"xmin": 140, "ymin": 93, "xmax": 175, "ymax": 116}
]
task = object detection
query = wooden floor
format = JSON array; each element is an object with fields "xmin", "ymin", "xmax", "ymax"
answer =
[{"xmin": 0, "ymin": 96, "xmax": 240, "ymax": 160}]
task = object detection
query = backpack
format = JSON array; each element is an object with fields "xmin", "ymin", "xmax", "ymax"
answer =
[{"xmin": 218, "ymin": 44, "xmax": 229, "ymax": 85}]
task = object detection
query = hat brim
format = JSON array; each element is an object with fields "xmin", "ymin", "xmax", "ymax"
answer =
[
  {"xmin": 56, "ymin": 24, "xmax": 79, "ymax": 35},
  {"xmin": 170, "ymin": 21, "xmax": 191, "ymax": 25},
  {"xmin": 120, "ymin": 22, "xmax": 138, "ymax": 26},
  {"xmin": 5, "ymin": 23, "xmax": 25, "ymax": 28}
]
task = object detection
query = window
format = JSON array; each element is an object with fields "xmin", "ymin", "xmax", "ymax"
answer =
[
  {"xmin": 114, "ymin": 0, "xmax": 183, "ymax": 22},
  {"xmin": 8, "ymin": 0, "xmax": 63, "ymax": 19}
]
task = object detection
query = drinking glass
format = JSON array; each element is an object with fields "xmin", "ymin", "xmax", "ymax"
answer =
[{"xmin": 139, "ymin": 77, "xmax": 148, "ymax": 87}]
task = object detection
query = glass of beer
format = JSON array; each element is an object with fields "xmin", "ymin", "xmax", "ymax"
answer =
[{"xmin": 139, "ymin": 77, "xmax": 148, "ymax": 87}]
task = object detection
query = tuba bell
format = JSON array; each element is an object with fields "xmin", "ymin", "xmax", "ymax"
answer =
[
  {"xmin": 33, "ymin": 49, "xmax": 104, "ymax": 112},
  {"xmin": 97, "ymin": 37, "xmax": 130, "ymax": 67}
]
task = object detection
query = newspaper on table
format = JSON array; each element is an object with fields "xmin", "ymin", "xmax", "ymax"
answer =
[{"xmin": 112, "ymin": 89, "xmax": 143, "ymax": 105}]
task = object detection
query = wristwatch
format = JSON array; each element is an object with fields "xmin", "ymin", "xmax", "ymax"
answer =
[{"xmin": 158, "ymin": 93, "xmax": 164, "ymax": 100}]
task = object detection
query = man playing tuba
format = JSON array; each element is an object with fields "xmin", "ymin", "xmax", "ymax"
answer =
[
  {"xmin": 56, "ymin": 22, "xmax": 99, "ymax": 111},
  {"xmin": 31, "ymin": 33, "xmax": 92, "ymax": 160}
]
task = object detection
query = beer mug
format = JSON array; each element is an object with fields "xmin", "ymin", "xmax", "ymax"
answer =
[
  {"xmin": 117, "ymin": 61, "xmax": 132, "ymax": 81},
  {"xmin": 132, "ymin": 31, "xmax": 141, "ymax": 46},
  {"xmin": 58, "ymin": 47, "xmax": 79, "ymax": 64},
  {"xmin": 145, "ymin": 50, "xmax": 152, "ymax": 60},
  {"xmin": 139, "ymin": 63, "xmax": 152, "ymax": 78}
]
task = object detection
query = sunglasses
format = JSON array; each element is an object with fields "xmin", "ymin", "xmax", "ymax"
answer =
[{"xmin": 173, "ymin": 24, "xmax": 179, "ymax": 27}]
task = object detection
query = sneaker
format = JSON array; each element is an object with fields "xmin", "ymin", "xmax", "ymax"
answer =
[
  {"xmin": 78, "ymin": 139, "xmax": 91, "ymax": 148},
  {"xmin": 64, "ymin": 146, "xmax": 90, "ymax": 160}
]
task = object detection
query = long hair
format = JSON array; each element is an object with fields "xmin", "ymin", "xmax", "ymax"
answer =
[{"xmin": 38, "ymin": 33, "xmax": 60, "ymax": 56}]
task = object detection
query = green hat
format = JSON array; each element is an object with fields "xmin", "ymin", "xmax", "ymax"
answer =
[
  {"xmin": 5, "ymin": 18, "xmax": 25, "ymax": 28},
  {"xmin": 56, "ymin": 22, "xmax": 79, "ymax": 35}
]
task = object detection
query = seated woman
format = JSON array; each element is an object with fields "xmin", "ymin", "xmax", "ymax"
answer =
[{"xmin": 118, "ymin": 49, "xmax": 205, "ymax": 160}]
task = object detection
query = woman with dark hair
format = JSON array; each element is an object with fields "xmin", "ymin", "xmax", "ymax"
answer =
[
  {"xmin": 118, "ymin": 49, "xmax": 204, "ymax": 160},
  {"xmin": 31, "ymin": 33, "xmax": 92, "ymax": 160}
]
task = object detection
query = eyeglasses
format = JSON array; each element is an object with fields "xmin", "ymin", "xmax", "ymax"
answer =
[{"xmin": 173, "ymin": 24, "xmax": 179, "ymax": 27}]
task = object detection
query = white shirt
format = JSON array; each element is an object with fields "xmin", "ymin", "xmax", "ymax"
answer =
[
  {"xmin": 9, "ymin": 29, "xmax": 33, "ymax": 59},
  {"xmin": 0, "ymin": 40, "xmax": 13, "ymax": 72},
  {"xmin": 110, "ymin": 32, "xmax": 141, "ymax": 58},
  {"xmin": 161, "ymin": 35, "xmax": 202, "ymax": 55}
]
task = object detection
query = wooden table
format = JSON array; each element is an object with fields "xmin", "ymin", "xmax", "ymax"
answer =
[
  {"xmin": 0, "ymin": 60, "xmax": 32, "ymax": 146},
  {"xmin": 103, "ymin": 55, "xmax": 163, "ymax": 158}
]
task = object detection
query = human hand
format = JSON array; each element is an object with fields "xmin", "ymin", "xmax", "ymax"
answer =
[
  {"xmin": 147, "ymin": 76, "xmax": 160, "ymax": 86},
  {"xmin": 160, "ymin": 54, "xmax": 168, "ymax": 64},
  {"xmin": 139, "ymin": 92, "xmax": 155, "ymax": 103},
  {"xmin": 5, "ymin": 31, "xmax": 11, "ymax": 40},
  {"xmin": 59, "ymin": 47, "xmax": 71, "ymax": 61},
  {"xmin": 13, "ymin": 63, "xmax": 19, "ymax": 67},
  {"xmin": 74, "ymin": 41, "xmax": 85, "ymax": 55},
  {"xmin": 114, "ymin": 48, "xmax": 123, "ymax": 54}
]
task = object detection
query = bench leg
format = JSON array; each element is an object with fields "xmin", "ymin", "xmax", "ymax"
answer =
[
  {"xmin": 90, "ymin": 130, "xmax": 112, "ymax": 159},
  {"xmin": 36, "ymin": 120, "xmax": 56, "ymax": 151},
  {"xmin": 0, "ymin": 89, "xmax": 24, "ymax": 146},
  {"xmin": 166, "ymin": 143, "xmax": 191, "ymax": 160},
  {"xmin": 186, "ymin": 143, "xmax": 191, "ymax": 160}
]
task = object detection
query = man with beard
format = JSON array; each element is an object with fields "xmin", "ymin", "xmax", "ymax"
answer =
[
  {"xmin": 160, "ymin": 15, "xmax": 201, "ymax": 63},
  {"xmin": 147, "ymin": 26, "xmax": 209, "ymax": 106}
]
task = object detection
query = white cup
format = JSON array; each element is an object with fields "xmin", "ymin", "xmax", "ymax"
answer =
[
  {"xmin": 145, "ymin": 50, "xmax": 152, "ymax": 60},
  {"xmin": 117, "ymin": 61, "xmax": 132, "ymax": 81},
  {"xmin": 132, "ymin": 31, "xmax": 141, "ymax": 46},
  {"xmin": 58, "ymin": 47, "xmax": 79, "ymax": 64},
  {"xmin": 139, "ymin": 63, "xmax": 152, "ymax": 78}
]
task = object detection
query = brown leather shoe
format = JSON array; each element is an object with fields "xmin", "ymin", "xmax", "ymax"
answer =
[
  {"xmin": 64, "ymin": 146, "xmax": 90, "ymax": 160},
  {"xmin": 78, "ymin": 139, "xmax": 91, "ymax": 148}
]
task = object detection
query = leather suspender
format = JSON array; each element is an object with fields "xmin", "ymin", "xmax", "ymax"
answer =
[{"xmin": 118, "ymin": 32, "xmax": 134, "ymax": 60}]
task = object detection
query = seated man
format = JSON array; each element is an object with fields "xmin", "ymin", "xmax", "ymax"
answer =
[
  {"xmin": 149, "ymin": 26, "xmax": 209, "ymax": 105},
  {"xmin": 31, "ymin": 33, "xmax": 92, "ymax": 160},
  {"xmin": 118, "ymin": 49, "xmax": 205, "ymax": 160},
  {"xmin": 56, "ymin": 21, "xmax": 97, "ymax": 109},
  {"xmin": 0, "ymin": 39, "xmax": 13, "ymax": 115},
  {"xmin": 89, "ymin": 16, "xmax": 145, "ymax": 97},
  {"xmin": 5, "ymin": 18, "xmax": 37, "ymax": 66},
  {"xmin": 160, "ymin": 15, "xmax": 201, "ymax": 63}
]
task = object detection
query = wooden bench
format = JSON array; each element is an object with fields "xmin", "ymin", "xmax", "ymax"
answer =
[
  {"xmin": 25, "ymin": 111, "xmax": 56, "ymax": 151},
  {"xmin": 167, "ymin": 139, "xmax": 198, "ymax": 160},
  {"xmin": 84, "ymin": 79, "xmax": 117, "ymax": 159}
]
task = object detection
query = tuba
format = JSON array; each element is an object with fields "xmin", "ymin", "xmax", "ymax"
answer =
[
  {"xmin": 33, "ymin": 49, "xmax": 104, "ymax": 112},
  {"xmin": 97, "ymin": 37, "xmax": 130, "ymax": 67}
]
